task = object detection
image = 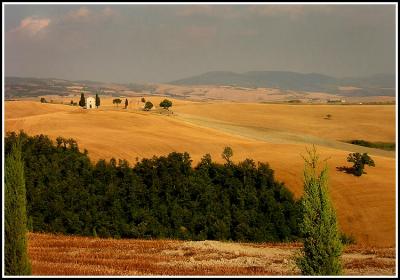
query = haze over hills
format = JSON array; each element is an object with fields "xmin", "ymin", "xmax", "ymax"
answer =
[
  {"xmin": 5, "ymin": 71, "xmax": 396, "ymax": 102},
  {"xmin": 4, "ymin": 76, "xmax": 157, "ymax": 99},
  {"xmin": 170, "ymin": 71, "xmax": 396, "ymax": 96}
]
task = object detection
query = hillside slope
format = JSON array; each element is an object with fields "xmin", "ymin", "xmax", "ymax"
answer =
[
  {"xmin": 170, "ymin": 71, "xmax": 395, "ymax": 96},
  {"xmin": 5, "ymin": 99, "xmax": 396, "ymax": 247}
]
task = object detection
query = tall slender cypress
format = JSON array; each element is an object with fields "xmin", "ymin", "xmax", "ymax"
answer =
[
  {"xmin": 5, "ymin": 141, "xmax": 32, "ymax": 275},
  {"xmin": 95, "ymin": 93, "xmax": 101, "ymax": 108},
  {"xmin": 296, "ymin": 146, "xmax": 343, "ymax": 275},
  {"xmin": 79, "ymin": 93, "xmax": 86, "ymax": 107}
]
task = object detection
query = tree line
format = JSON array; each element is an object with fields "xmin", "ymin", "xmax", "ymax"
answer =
[
  {"xmin": 5, "ymin": 131, "xmax": 301, "ymax": 242},
  {"xmin": 71, "ymin": 94, "xmax": 173, "ymax": 112},
  {"xmin": 5, "ymin": 132, "xmax": 345, "ymax": 275}
]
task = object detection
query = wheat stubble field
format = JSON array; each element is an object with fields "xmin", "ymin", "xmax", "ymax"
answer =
[
  {"xmin": 5, "ymin": 97, "xmax": 396, "ymax": 275},
  {"xmin": 28, "ymin": 233, "xmax": 395, "ymax": 276}
]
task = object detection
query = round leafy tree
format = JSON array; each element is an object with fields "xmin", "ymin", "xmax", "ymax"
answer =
[
  {"xmin": 221, "ymin": 146, "xmax": 233, "ymax": 163},
  {"xmin": 144, "ymin": 101, "xmax": 153, "ymax": 111},
  {"xmin": 113, "ymin": 98, "xmax": 122, "ymax": 107},
  {"xmin": 159, "ymin": 99, "xmax": 172, "ymax": 110},
  {"xmin": 347, "ymin": 152, "xmax": 375, "ymax": 176}
]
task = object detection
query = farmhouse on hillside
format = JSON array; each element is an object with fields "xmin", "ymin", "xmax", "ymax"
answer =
[{"xmin": 86, "ymin": 97, "xmax": 95, "ymax": 109}]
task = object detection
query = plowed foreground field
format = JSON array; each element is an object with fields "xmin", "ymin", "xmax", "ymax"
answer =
[
  {"xmin": 28, "ymin": 233, "xmax": 396, "ymax": 276},
  {"xmin": 5, "ymin": 98, "xmax": 396, "ymax": 249}
]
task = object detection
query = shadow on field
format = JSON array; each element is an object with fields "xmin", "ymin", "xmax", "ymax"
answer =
[{"xmin": 336, "ymin": 166, "xmax": 355, "ymax": 175}]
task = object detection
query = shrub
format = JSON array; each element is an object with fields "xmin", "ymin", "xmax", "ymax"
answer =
[{"xmin": 340, "ymin": 233, "xmax": 356, "ymax": 245}]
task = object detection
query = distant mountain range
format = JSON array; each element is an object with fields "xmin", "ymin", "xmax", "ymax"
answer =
[
  {"xmin": 170, "ymin": 71, "xmax": 396, "ymax": 96},
  {"xmin": 5, "ymin": 71, "xmax": 396, "ymax": 100}
]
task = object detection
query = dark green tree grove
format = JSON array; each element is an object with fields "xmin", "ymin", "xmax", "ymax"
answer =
[{"xmin": 5, "ymin": 131, "xmax": 302, "ymax": 243}]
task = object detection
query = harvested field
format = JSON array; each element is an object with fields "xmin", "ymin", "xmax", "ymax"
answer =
[
  {"xmin": 28, "ymin": 233, "xmax": 396, "ymax": 276},
  {"xmin": 5, "ymin": 99, "xmax": 396, "ymax": 247},
  {"xmin": 172, "ymin": 102, "xmax": 396, "ymax": 143}
]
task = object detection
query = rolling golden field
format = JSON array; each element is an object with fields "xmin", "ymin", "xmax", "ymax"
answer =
[
  {"xmin": 28, "ymin": 232, "xmax": 396, "ymax": 276},
  {"xmin": 5, "ymin": 97, "xmax": 396, "ymax": 251}
]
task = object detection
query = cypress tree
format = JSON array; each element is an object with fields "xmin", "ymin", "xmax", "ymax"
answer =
[
  {"xmin": 79, "ymin": 93, "xmax": 86, "ymax": 107},
  {"xmin": 95, "ymin": 93, "xmax": 100, "ymax": 108},
  {"xmin": 5, "ymin": 141, "xmax": 32, "ymax": 275},
  {"xmin": 296, "ymin": 146, "xmax": 343, "ymax": 275}
]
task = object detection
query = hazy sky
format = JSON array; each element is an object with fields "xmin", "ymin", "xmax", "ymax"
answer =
[{"xmin": 4, "ymin": 4, "xmax": 397, "ymax": 83}]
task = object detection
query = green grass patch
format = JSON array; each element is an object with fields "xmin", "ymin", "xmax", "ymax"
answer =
[
  {"xmin": 340, "ymin": 232, "xmax": 356, "ymax": 245},
  {"xmin": 344, "ymin": 139, "xmax": 395, "ymax": 151}
]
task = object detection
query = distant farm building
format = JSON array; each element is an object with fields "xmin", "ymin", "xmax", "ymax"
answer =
[
  {"xmin": 327, "ymin": 99, "xmax": 346, "ymax": 104},
  {"xmin": 86, "ymin": 97, "xmax": 95, "ymax": 109}
]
